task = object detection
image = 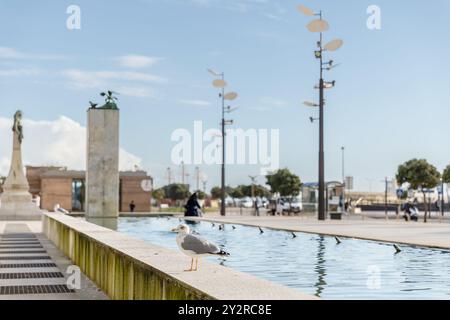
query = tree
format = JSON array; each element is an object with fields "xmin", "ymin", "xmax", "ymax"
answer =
[
  {"xmin": 396, "ymin": 159, "xmax": 441, "ymax": 222},
  {"xmin": 443, "ymin": 165, "xmax": 450, "ymax": 184},
  {"xmin": 210, "ymin": 187, "xmax": 222, "ymax": 199},
  {"xmin": 152, "ymin": 188, "xmax": 166, "ymax": 203},
  {"xmin": 266, "ymin": 169, "xmax": 302, "ymax": 197},
  {"xmin": 254, "ymin": 185, "xmax": 271, "ymax": 198},
  {"xmin": 196, "ymin": 190, "xmax": 207, "ymax": 200},
  {"xmin": 163, "ymin": 184, "xmax": 190, "ymax": 202},
  {"xmin": 229, "ymin": 186, "xmax": 244, "ymax": 199}
]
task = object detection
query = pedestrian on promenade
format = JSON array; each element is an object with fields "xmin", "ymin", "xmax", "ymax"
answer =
[
  {"xmin": 129, "ymin": 200, "xmax": 136, "ymax": 212},
  {"xmin": 254, "ymin": 199, "xmax": 260, "ymax": 216},
  {"xmin": 276, "ymin": 199, "xmax": 283, "ymax": 216}
]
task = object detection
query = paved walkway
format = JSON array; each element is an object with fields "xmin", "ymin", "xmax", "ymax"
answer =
[
  {"xmin": 0, "ymin": 221, "xmax": 108, "ymax": 300},
  {"xmin": 185, "ymin": 214, "xmax": 450, "ymax": 250}
]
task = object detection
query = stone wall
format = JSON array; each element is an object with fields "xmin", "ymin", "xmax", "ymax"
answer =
[
  {"xmin": 41, "ymin": 177, "xmax": 72, "ymax": 211},
  {"xmin": 120, "ymin": 176, "xmax": 151, "ymax": 212}
]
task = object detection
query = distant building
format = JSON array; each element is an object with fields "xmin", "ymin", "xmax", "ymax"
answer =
[{"xmin": 1, "ymin": 166, "xmax": 153, "ymax": 213}]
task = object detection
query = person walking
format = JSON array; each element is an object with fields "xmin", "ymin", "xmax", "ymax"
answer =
[
  {"xmin": 254, "ymin": 199, "xmax": 260, "ymax": 216},
  {"xmin": 129, "ymin": 200, "xmax": 136, "ymax": 213},
  {"xmin": 185, "ymin": 192, "xmax": 202, "ymax": 217},
  {"xmin": 276, "ymin": 199, "xmax": 283, "ymax": 216}
]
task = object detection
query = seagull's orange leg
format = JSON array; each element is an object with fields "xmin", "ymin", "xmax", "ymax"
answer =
[
  {"xmin": 194, "ymin": 258, "xmax": 200, "ymax": 271},
  {"xmin": 184, "ymin": 258, "xmax": 194, "ymax": 272}
]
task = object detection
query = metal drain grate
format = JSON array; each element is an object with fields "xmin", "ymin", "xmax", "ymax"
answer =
[
  {"xmin": 0, "ymin": 238, "xmax": 38, "ymax": 243},
  {"xmin": 0, "ymin": 285, "xmax": 75, "ymax": 295},
  {"xmin": 0, "ymin": 263, "xmax": 57, "ymax": 269},
  {"xmin": 0, "ymin": 246, "xmax": 43, "ymax": 249},
  {"xmin": 0, "ymin": 250, "xmax": 46, "ymax": 254},
  {"xmin": 2, "ymin": 233, "xmax": 36, "ymax": 239},
  {"xmin": 0, "ymin": 240, "xmax": 38, "ymax": 242},
  {"xmin": 0, "ymin": 240, "xmax": 40, "ymax": 245},
  {"xmin": 0, "ymin": 256, "xmax": 51, "ymax": 260},
  {"xmin": 0, "ymin": 272, "xmax": 64, "ymax": 279}
]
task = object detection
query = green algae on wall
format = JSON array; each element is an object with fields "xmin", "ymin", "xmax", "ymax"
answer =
[{"xmin": 42, "ymin": 214, "xmax": 212, "ymax": 300}]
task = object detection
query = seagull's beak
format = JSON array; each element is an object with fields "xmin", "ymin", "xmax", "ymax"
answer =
[{"xmin": 171, "ymin": 228, "xmax": 179, "ymax": 233}]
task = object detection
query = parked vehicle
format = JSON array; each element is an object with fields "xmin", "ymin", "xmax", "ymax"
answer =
[
  {"xmin": 261, "ymin": 197, "xmax": 269, "ymax": 208},
  {"xmin": 280, "ymin": 197, "xmax": 303, "ymax": 214},
  {"xmin": 268, "ymin": 198, "xmax": 278, "ymax": 215},
  {"xmin": 289, "ymin": 197, "xmax": 303, "ymax": 213},
  {"xmin": 241, "ymin": 197, "xmax": 254, "ymax": 208}
]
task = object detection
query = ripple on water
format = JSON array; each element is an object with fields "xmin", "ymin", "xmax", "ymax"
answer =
[{"xmin": 117, "ymin": 217, "xmax": 450, "ymax": 300}]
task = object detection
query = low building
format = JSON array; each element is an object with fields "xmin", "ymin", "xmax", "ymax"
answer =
[{"xmin": 20, "ymin": 166, "xmax": 153, "ymax": 213}]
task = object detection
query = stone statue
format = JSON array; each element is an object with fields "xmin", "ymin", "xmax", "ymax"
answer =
[
  {"xmin": 12, "ymin": 110, "xmax": 24, "ymax": 144},
  {"xmin": 90, "ymin": 91, "xmax": 119, "ymax": 110},
  {"xmin": 0, "ymin": 110, "xmax": 42, "ymax": 220}
]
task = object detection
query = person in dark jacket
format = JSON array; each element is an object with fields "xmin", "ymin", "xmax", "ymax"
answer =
[
  {"xmin": 185, "ymin": 192, "xmax": 202, "ymax": 217},
  {"xmin": 129, "ymin": 200, "xmax": 136, "ymax": 212}
]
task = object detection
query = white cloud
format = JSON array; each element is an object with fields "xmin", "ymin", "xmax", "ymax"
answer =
[
  {"xmin": 62, "ymin": 69, "xmax": 167, "ymax": 87},
  {"xmin": 116, "ymin": 55, "xmax": 163, "ymax": 68},
  {"xmin": 0, "ymin": 68, "xmax": 41, "ymax": 77},
  {"xmin": 0, "ymin": 115, "xmax": 142, "ymax": 175},
  {"xmin": 61, "ymin": 69, "xmax": 167, "ymax": 97},
  {"xmin": 260, "ymin": 97, "xmax": 287, "ymax": 108},
  {"xmin": 117, "ymin": 86, "xmax": 155, "ymax": 98},
  {"xmin": 0, "ymin": 47, "xmax": 68, "ymax": 60},
  {"xmin": 179, "ymin": 99, "xmax": 211, "ymax": 107}
]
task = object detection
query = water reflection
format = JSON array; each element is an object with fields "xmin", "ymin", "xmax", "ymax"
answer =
[
  {"xmin": 314, "ymin": 236, "xmax": 327, "ymax": 297},
  {"xmin": 117, "ymin": 217, "xmax": 450, "ymax": 299},
  {"xmin": 86, "ymin": 217, "xmax": 118, "ymax": 230}
]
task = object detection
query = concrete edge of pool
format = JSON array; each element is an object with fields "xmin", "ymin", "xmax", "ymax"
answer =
[
  {"xmin": 42, "ymin": 212, "xmax": 318, "ymax": 300},
  {"xmin": 182, "ymin": 216, "xmax": 450, "ymax": 251}
]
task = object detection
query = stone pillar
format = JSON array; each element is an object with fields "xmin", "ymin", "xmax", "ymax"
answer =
[
  {"xmin": 86, "ymin": 108, "xmax": 120, "ymax": 219},
  {"xmin": 0, "ymin": 116, "xmax": 42, "ymax": 220}
]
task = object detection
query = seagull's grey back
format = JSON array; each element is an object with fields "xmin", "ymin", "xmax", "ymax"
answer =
[{"xmin": 180, "ymin": 234, "xmax": 220, "ymax": 254}]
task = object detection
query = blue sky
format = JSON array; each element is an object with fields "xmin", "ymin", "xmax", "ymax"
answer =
[{"xmin": 1, "ymin": 0, "xmax": 449, "ymax": 192}]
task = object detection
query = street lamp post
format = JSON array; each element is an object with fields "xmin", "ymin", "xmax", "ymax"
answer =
[
  {"xmin": 208, "ymin": 69, "xmax": 238, "ymax": 216},
  {"xmin": 341, "ymin": 146, "xmax": 346, "ymax": 214},
  {"xmin": 441, "ymin": 178, "xmax": 445, "ymax": 219},
  {"xmin": 299, "ymin": 4, "xmax": 343, "ymax": 221}
]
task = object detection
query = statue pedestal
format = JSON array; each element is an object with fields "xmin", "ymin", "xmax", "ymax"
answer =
[
  {"xmin": 86, "ymin": 108, "xmax": 120, "ymax": 219},
  {"xmin": 0, "ymin": 130, "xmax": 42, "ymax": 221}
]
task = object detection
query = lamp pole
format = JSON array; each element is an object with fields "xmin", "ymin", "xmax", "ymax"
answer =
[
  {"xmin": 299, "ymin": 5, "xmax": 343, "ymax": 221},
  {"xmin": 341, "ymin": 146, "xmax": 346, "ymax": 213},
  {"xmin": 441, "ymin": 178, "xmax": 445, "ymax": 218},
  {"xmin": 221, "ymin": 73, "xmax": 226, "ymax": 216},
  {"xmin": 208, "ymin": 69, "xmax": 239, "ymax": 216},
  {"xmin": 318, "ymin": 18, "xmax": 326, "ymax": 221}
]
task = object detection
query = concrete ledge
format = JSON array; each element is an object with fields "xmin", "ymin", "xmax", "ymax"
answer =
[{"xmin": 42, "ymin": 213, "xmax": 316, "ymax": 300}]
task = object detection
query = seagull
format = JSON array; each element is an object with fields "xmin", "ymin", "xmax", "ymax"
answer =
[
  {"xmin": 211, "ymin": 223, "xmax": 215, "ymax": 227},
  {"xmin": 258, "ymin": 227, "xmax": 264, "ymax": 234},
  {"xmin": 291, "ymin": 232, "xmax": 297, "ymax": 238},
  {"xmin": 232, "ymin": 226, "xmax": 236, "ymax": 230},
  {"xmin": 335, "ymin": 236, "xmax": 342, "ymax": 244},
  {"xmin": 89, "ymin": 101, "xmax": 98, "ymax": 109},
  {"xmin": 172, "ymin": 224, "xmax": 230, "ymax": 271},
  {"xmin": 219, "ymin": 224, "xmax": 225, "ymax": 231},
  {"xmin": 394, "ymin": 244, "xmax": 402, "ymax": 254}
]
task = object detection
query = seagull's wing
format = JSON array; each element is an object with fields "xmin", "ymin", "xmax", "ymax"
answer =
[{"xmin": 180, "ymin": 234, "xmax": 221, "ymax": 254}]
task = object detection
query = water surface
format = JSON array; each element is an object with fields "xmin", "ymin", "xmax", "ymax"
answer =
[{"xmin": 117, "ymin": 217, "xmax": 450, "ymax": 299}]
